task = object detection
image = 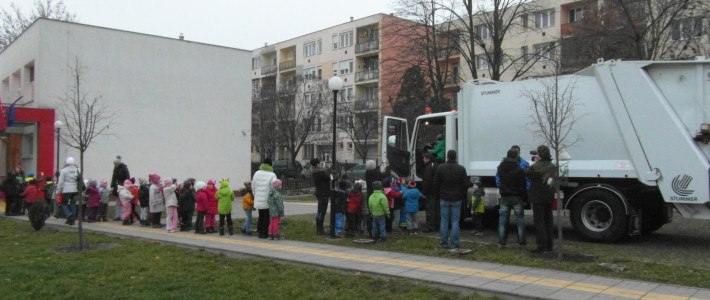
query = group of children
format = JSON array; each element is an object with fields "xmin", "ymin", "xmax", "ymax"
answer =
[{"xmin": 329, "ymin": 177, "xmax": 423, "ymax": 242}]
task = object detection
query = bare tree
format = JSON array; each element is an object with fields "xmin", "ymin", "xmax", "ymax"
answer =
[
  {"xmin": 251, "ymin": 81, "xmax": 278, "ymax": 161},
  {"xmin": 561, "ymin": 0, "xmax": 709, "ymax": 72},
  {"xmin": 0, "ymin": 0, "xmax": 76, "ymax": 51},
  {"xmin": 273, "ymin": 77, "xmax": 330, "ymax": 166},
  {"xmin": 525, "ymin": 62, "xmax": 582, "ymax": 260},
  {"xmin": 448, "ymin": 0, "xmax": 548, "ymax": 81},
  {"xmin": 56, "ymin": 57, "xmax": 115, "ymax": 250},
  {"xmin": 337, "ymin": 102, "xmax": 379, "ymax": 164}
]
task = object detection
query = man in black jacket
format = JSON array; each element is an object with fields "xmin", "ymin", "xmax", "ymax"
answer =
[
  {"xmin": 110, "ymin": 156, "xmax": 130, "ymax": 221},
  {"xmin": 526, "ymin": 145, "xmax": 556, "ymax": 253},
  {"xmin": 496, "ymin": 149, "xmax": 527, "ymax": 247},
  {"xmin": 311, "ymin": 158, "xmax": 331, "ymax": 235},
  {"xmin": 421, "ymin": 153, "xmax": 438, "ymax": 232},
  {"xmin": 433, "ymin": 150, "xmax": 470, "ymax": 249}
]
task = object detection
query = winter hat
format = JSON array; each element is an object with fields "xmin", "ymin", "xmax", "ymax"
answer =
[
  {"xmin": 372, "ymin": 181, "xmax": 383, "ymax": 190},
  {"xmin": 113, "ymin": 155, "xmax": 122, "ymax": 165},
  {"xmin": 66, "ymin": 157, "xmax": 75, "ymax": 165},
  {"xmin": 130, "ymin": 177, "xmax": 136, "ymax": 184},
  {"xmin": 408, "ymin": 180, "xmax": 416, "ymax": 188},
  {"xmin": 195, "ymin": 181, "xmax": 206, "ymax": 190},
  {"xmin": 100, "ymin": 179, "xmax": 108, "ymax": 188},
  {"xmin": 272, "ymin": 179, "xmax": 282, "ymax": 189},
  {"xmin": 244, "ymin": 181, "xmax": 252, "ymax": 188},
  {"xmin": 164, "ymin": 178, "xmax": 173, "ymax": 187},
  {"xmin": 263, "ymin": 157, "xmax": 273, "ymax": 166},
  {"xmin": 149, "ymin": 174, "xmax": 161, "ymax": 184},
  {"xmin": 382, "ymin": 177, "xmax": 391, "ymax": 187},
  {"xmin": 352, "ymin": 181, "xmax": 362, "ymax": 192},
  {"xmin": 207, "ymin": 179, "xmax": 216, "ymax": 186},
  {"xmin": 88, "ymin": 179, "xmax": 97, "ymax": 188},
  {"xmin": 355, "ymin": 179, "xmax": 366, "ymax": 190},
  {"xmin": 219, "ymin": 179, "xmax": 230, "ymax": 188},
  {"xmin": 123, "ymin": 179, "xmax": 133, "ymax": 187}
]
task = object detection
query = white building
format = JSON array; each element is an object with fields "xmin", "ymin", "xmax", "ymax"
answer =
[{"xmin": 0, "ymin": 18, "xmax": 253, "ymax": 185}]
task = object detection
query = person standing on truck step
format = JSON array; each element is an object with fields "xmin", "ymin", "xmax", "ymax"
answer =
[
  {"xmin": 526, "ymin": 145, "xmax": 557, "ymax": 253},
  {"xmin": 433, "ymin": 150, "xmax": 471, "ymax": 250},
  {"xmin": 421, "ymin": 153, "xmax": 439, "ymax": 233},
  {"xmin": 429, "ymin": 134, "xmax": 446, "ymax": 163},
  {"xmin": 311, "ymin": 158, "xmax": 331, "ymax": 235},
  {"xmin": 496, "ymin": 149, "xmax": 528, "ymax": 247}
]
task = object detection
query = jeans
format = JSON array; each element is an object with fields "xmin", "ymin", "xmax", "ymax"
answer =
[
  {"xmin": 371, "ymin": 216, "xmax": 387, "ymax": 240},
  {"xmin": 315, "ymin": 194, "xmax": 329, "ymax": 233},
  {"xmin": 335, "ymin": 213, "xmax": 345, "ymax": 235},
  {"xmin": 61, "ymin": 193, "xmax": 78, "ymax": 223},
  {"xmin": 498, "ymin": 197, "xmax": 526, "ymax": 245},
  {"xmin": 425, "ymin": 194, "xmax": 439, "ymax": 231},
  {"xmin": 440, "ymin": 200, "xmax": 461, "ymax": 248},
  {"xmin": 242, "ymin": 209, "xmax": 253, "ymax": 232},
  {"xmin": 114, "ymin": 199, "xmax": 123, "ymax": 220},
  {"xmin": 406, "ymin": 212, "xmax": 418, "ymax": 230}
]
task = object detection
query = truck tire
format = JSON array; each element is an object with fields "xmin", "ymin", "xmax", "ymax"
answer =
[
  {"xmin": 641, "ymin": 196, "xmax": 669, "ymax": 235},
  {"xmin": 570, "ymin": 189, "xmax": 627, "ymax": 242}
]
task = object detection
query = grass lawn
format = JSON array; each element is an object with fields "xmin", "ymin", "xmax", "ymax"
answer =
[
  {"xmin": 276, "ymin": 217, "xmax": 710, "ymax": 289},
  {"xmin": 0, "ymin": 218, "xmax": 492, "ymax": 300}
]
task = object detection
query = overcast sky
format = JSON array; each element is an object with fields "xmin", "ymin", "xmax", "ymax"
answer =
[{"xmin": 2, "ymin": 0, "xmax": 396, "ymax": 50}]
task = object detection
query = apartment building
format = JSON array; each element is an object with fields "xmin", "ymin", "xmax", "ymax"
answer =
[
  {"xmin": 0, "ymin": 18, "xmax": 253, "ymax": 184},
  {"xmin": 251, "ymin": 14, "xmax": 418, "ymax": 167}
]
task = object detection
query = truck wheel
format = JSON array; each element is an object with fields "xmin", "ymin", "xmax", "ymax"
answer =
[
  {"xmin": 570, "ymin": 189, "xmax": 627, "ymax": 242},
  {"xmin": 641, "ymin": 196, "xmax": 669, "ymax": 235}
]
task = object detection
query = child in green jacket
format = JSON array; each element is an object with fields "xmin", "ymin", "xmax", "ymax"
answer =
[{"xmin": 368, "ymin": 181, "xmax": 389, "ymax": 242}]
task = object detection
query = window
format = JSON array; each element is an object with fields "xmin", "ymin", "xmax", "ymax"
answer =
[
  {"xmin": 339, "ymin": 86, "xmax": 353, "ymax": 102},
  {"xmin": 339, "ymin": 59, "xmax": 353, "ymax": 75},
  {"xmin": 520, "ymin": 46, "xmax": 529, "ymax": 60},
  {"xmin": 317, "ymin": 39, "xmax": 322, "ymax": 54},
  {"xmin": 304, "ymin": 41, "xmax": 317, "ymax": 57},
  {"xmin": 332, "ymin": 62, "xmax": 338, "ymax": 76},
  {"xmin": 252, "ymin": 79, "xmax": 260, "ymax": 93},
  {"xmin": 251, "ymin": 57, "xmax": 261, "ymax": 70},
  {"xmin": 534, "ymin": 9, "xmax": 555, "ymax": 28},
  {"xmin": 364, "ymin": 85, "xmax": 378, "ymax": 100},
  {"xmin": 339, "ymin": 142, "xmax": 344, "ymax": 149},
  {"xmin": 569, "ymin": 7, "xmax": 584, "ymax": 23},
  {"xmin": 347, "ymin": 142, "xmax": 353, "ymax": 150},
  {"xmin": 316, "ymin": 117, "xmax": 321, "ymax": 131},
  {"xmin": 303, "ymin": 144, "xmax": 315, "ymax": 159},
  {"xmin": 533, "ymin": 42, "xmax": 556, "ymax": 60},
  {"xmin": 304, "ymin": 66, "xmax": 321, "ymax": 80},
  {"xmin": 332, "ymin": 34, "xmax": 338, "ymax": 50},
  {"xmin": 340, "ymin": 30, "xmax": 353, "ymax": 48},
  {"xmin": 672, "ymin": 17, "xmax": 704, "ymax": 41},
  {"xmin": 475, "ymin": 25, "xmax": 490, "ymax": 40},
  {"xmin": 475, "ymin": 55, "xmax": 488, "ymax": 70},
  {"xmin": 304, "ymin": 92, "xmax": 315, "ymax": 106},
  {"xmin": 520, "ymin": 13, "xmax": 528, "ymax": 28}
]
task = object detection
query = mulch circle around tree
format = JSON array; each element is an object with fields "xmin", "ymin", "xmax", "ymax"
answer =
[{"xmin": 52, "ymin": 243, "xmax": 122, "ymax": 253}]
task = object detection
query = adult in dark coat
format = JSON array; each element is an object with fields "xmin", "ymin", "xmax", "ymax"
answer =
[
  {"xmin": 496, "ymin": 149, "xmax": 527, "ymax": 247},
  {"xmin": 110, "ymin": 156, "xmax": 130, "ymax": 197},
  {"xmin": 526, "ymin": 145, "xmax": 556, "ymax": 253},
  {"xmin": 2, "ymin": 172, "xmax": 21, "ymax": 216},
  {"xmin": 421, "ymin": 153, "xmax": 438, "ymax": 232},
  {"xmin": 311, "ymin": 158, "xmax": 331, "ymax": 235},
  {"xmin": 433, "ymin": 150, "xmax": 470, "ymax": 249}
]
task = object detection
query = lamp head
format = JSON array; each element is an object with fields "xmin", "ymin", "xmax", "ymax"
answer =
[{"xmin": 328, "ymin": 76, "xmax": 344, "ymax": 91}]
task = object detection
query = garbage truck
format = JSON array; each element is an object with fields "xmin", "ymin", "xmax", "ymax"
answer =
[{"xmin": 382, "ymin": 58, "xmax": 710, "ymax": 242}]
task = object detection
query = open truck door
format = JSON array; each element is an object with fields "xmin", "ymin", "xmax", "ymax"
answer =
[{"xmin": 382, "ymin": 116, "xmax": 410, "ymax": 177}]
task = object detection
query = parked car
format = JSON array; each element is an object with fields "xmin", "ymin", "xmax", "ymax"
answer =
[
  {"xmin": 272, "ymin": 159, "xmax": 304, "ymax": 179},
  {"xmin": 343, "ymin": 164, "xmax": 366, "ymax": 180}
]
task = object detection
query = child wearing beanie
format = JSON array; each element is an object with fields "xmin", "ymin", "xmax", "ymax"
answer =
[
  {"xmin": 119, "ymin": 179, "xmax": 134, "ymax": 225},
  {"xmin": 267, "ymin": 179, "xmax": 284, "ymax": 240},
  {"xmin": 98, "ymin": 179, "xmax": 110, "ymax": 221},
  {"xmin": 163, "ymin": 178, "xmax": 178, "ymax": 232},
  {"xmin": 346, "ymin": 180, "xmax": 364, "ymax": 237}
]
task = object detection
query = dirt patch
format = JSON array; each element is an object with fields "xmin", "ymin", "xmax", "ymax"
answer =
[
  {"xmin": 528, "ymin": 251, "xmax": 598, "ymax": 263},
  {"xmin": 53, "ymin": 243, "xmax": 122, "ymax": 253}
]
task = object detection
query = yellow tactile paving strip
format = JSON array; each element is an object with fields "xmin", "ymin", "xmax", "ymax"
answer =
[{"xmin": 90, "ymin": 221, "xmax": 705, "ymax": 300}]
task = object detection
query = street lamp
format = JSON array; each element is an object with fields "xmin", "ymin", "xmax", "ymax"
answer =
[
  {"xmin": 327, "ymin": 75, "xmax": 343, "ymax": 239},
  {"xmin": 54, "ymin": 120, "xmax": 63, "ymax": 176}
]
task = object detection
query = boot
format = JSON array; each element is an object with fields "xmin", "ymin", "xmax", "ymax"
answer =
[
  {"xmin": 274, "ymin": 234, "xmax": 282, "ymax": 240},
  {"xmin": 219, "ymin": 227, "xmax": 225, "ymax": 236},
  {"xmin": 228, "ymin": 225, "xmax": 234, "ymax": 236},
  {"xmin": 268, "ymin": 234, "xmax": 274, "ymax": 240},
  {"xmin": 122, "ymin": 220, "xmax": 131, "ymax": 226}
]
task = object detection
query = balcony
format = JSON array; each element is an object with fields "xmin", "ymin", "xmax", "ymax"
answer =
[
  {"xmin": 443, "ymin": 77, "xmax": 459, "ymax": 87},
  {"xmin": 279, "ymin": 60, "xmax": 296, "ymax": 71},
  {"xmin": 355, "ymin": 39, "xmax": 379, "ymax": 54},
  {"xmin": 280, "ymin": 79, "xmax": 298, "ymax": 94},
  {"xmin": 437, "ymin": 47, "xmax": 460, "ymax": 59},
  {"xmin": 260, "ymin": 45, "xmax": 276, "ymax": 55},
  {"xmin": 261, "ymin": 64, "xmax": 277, "ymax": 76},
  {"xmin": 355, "ymin": 70, "xmax": 379, "ymax": 82},
  {"xmin": 353, "ymin": 97, "xmax": 379, "ymax": 111}
]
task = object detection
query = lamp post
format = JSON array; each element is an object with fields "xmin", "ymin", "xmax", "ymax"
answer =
[
  {"xmin": 54, "ymin": 120, "xmax": 63, "ymax": 176},
  {"xmin": 328, "ymin": 76, "xmax": 343, "ymax": 239}
]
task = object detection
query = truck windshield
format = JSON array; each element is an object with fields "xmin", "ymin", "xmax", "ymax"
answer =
[{"xmin": 414, "ymin": 116, "xmax": 446, "ymax": 178}]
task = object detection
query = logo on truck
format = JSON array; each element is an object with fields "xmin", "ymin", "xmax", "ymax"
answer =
[{"xmin": 671, "ymin": 175, "xmax": 694, "ymax": 196}]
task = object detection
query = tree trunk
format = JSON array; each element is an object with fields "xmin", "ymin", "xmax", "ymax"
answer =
[{"xmin": 78, "ymin": 150, "xmax": 85, "ymax": 250}]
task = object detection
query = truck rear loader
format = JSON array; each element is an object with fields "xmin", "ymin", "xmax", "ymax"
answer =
[{"xmin": 382, "ymin": 59, "xmax": 710, "ymax": 242}]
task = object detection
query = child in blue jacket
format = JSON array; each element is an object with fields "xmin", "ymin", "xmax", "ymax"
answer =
[{"xmin": 402, "ymin": 180, "xmax": 423, "ymax": 235}]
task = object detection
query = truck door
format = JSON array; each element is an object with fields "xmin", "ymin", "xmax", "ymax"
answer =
[{"xmin": 382, "ymin": 116, "xmax": 410, "ymax": 177}]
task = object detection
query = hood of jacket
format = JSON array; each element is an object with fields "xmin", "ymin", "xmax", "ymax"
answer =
[
  {"xmin": 498, "ymin": 157, "xmax": 519, "ymax": 173},
  {"xmin": 259, "ymin": 164, "xmax": 273, "ymax": 172}
]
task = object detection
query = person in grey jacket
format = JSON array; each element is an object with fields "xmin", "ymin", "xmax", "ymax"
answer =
[{"xmin": 56, "ymin": 157, "xmax": 80, "ymax": 225}]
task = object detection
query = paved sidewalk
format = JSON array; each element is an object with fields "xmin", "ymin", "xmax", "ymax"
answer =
[{"xmin": 7, "ymin": 215, "xmax": 710, "ymax": 300}]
